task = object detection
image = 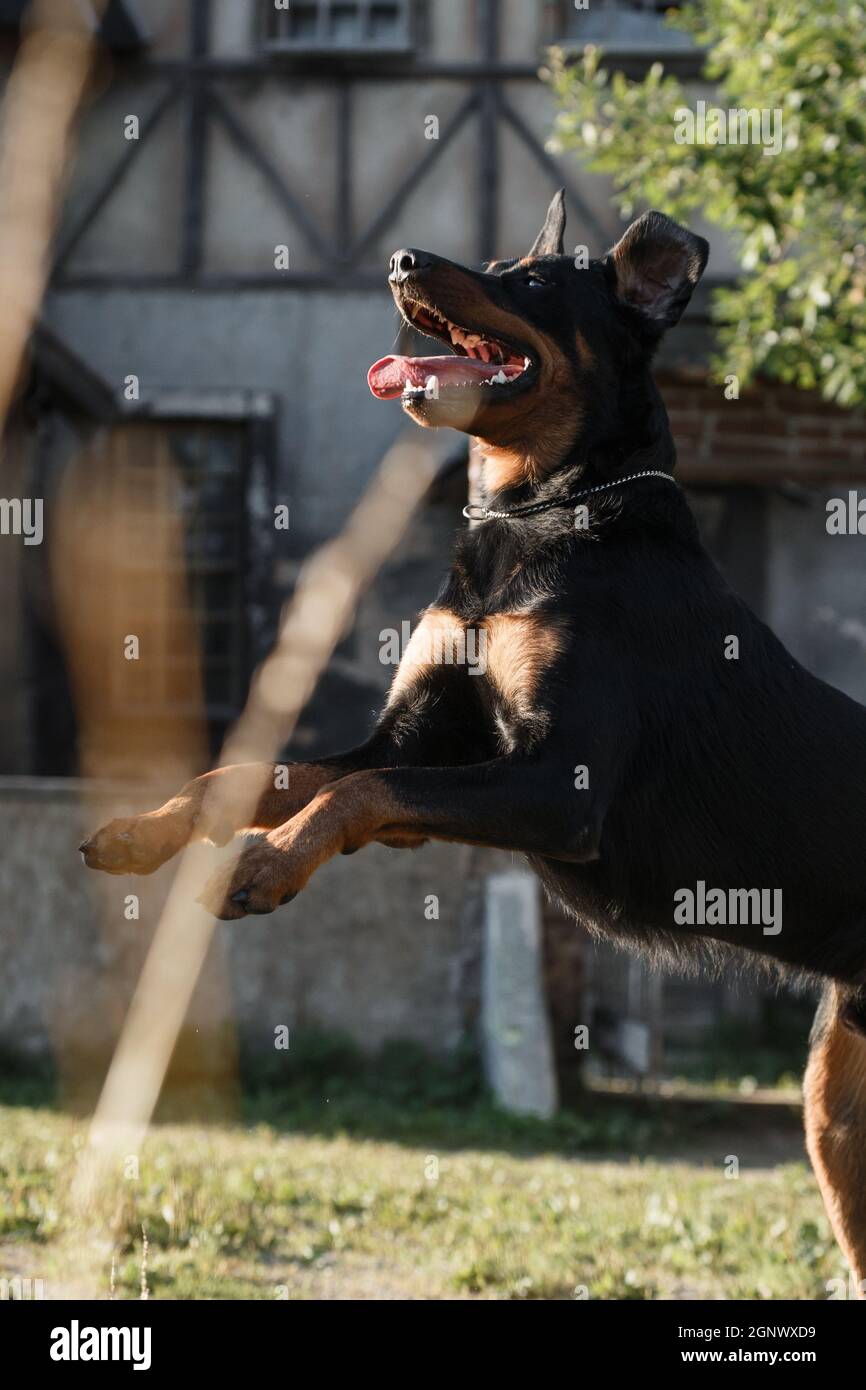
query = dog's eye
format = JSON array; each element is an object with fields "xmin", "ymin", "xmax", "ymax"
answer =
[{"xmin": 525, "ymin": 274, "xmax": 548, "ymax": 289}]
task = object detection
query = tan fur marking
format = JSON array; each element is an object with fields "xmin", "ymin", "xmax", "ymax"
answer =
[
  {"xmin": 81, "ymin": 759, "xmax": 340, "ymax": 875},
  {"xmin": 387, "ymin": 607, "xmax": 466, "ymax": 704},
  {"xmin": 404, "ymin": 264, "xmax": 584, "ymax": 488},
  {"xmin": 482, "ymin": 446, "xmax": 534, "ymax": 494},
  {"xmin": 482, "ymin": 612, "xmax": 564, "ymax": 710},
  {"xmin": 199, "ymin": 770, "xmax": 406, "ymax": 917},
  {"xmin": 804, "ymin": 988, "xmax": 866, "ymax": 1292},
  {"xmin": 474, "ymin": 312, "xmax": 581, "ymax": 488}
]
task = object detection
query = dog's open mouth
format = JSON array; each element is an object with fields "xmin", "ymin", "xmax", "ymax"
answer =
[{"xmin": 368, "ymin": 298, "xmax": 535, "ymax": 401}]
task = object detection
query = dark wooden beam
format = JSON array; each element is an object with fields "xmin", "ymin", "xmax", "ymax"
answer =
[
  {"xmin": 115, "ymin": 55, "xmax": 705, "ymax": 80},
  {"xmin": 346, "ymin": 89, "xmax": 479, "ymax": 267},
  {"xmin": 180, "ymin": 0, "xmax": 211, "ymax": 277},
  {"xmin": 50, "ymin": 271, "xmax": 734, "ymax": 296},
  {"xmin": 477, "ymin": 0, "xmax": 500, "ymax": 260},
  {"xmin": 208, "ymin": 88, "xmax": 334, "ymax": 260},
  {"xmin": 52, "ymin": 271, "xmax": 388, "ymax": 291},
  {"xmin": 335, "ymin": 77, "xmax": 354, "ymax": 257},
  {"xmin": 52, "ymin": 82, "xmax": 182, "ymax": 275},
  {"xmin": 30, "ymin": 323, "xmax": 117, "ymax": 421},
  {"xmin": 499, "ymin": 95, "xmax": 610, "ymax": 246}
]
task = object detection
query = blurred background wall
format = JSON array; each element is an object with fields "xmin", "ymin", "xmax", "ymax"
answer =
[{"xmin": 0, "ymin": 0, "xmax": 862, "ymax": 1092}]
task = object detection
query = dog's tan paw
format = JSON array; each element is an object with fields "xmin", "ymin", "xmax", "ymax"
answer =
[
  {"xmin": 79, "ymin": 812, "xmax": 191, "ymax": 875},
  {"xmin": 196, "ymin": 840, "xmax": 299, "ymax": 920}
]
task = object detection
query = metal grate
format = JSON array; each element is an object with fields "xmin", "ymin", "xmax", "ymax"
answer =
[
  {"xmin": 263, "ymin": 0, "xmax": 413, "ymax": 53},
  {"xmin": 104, "ymin": 422, "xmax": 248, "ymax": 731}
]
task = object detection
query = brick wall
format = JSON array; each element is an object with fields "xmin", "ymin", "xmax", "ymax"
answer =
[{"xmin": 658, "ymin": 372, "xmax": 866, "ymax": 485}]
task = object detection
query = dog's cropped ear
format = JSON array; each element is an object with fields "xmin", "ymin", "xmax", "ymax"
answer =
[
  {"xmin": 528, "ymin": 189, "xmax": 566, "ymax": 257},
  {"xmin": 605, "ymin": 210, "xmax": 708, "ymax": 330}
]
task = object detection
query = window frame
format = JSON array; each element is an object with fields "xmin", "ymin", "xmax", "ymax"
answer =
[
  {"xmin": 548, "ymin": 0, "xmax": 695, "ymax": 58},
  {"xmin": 259, "ymin": 0, "xmax": 417, "ymax": 59}
]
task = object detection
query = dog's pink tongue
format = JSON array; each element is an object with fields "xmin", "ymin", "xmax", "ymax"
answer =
[{"xmin": 367, "ymin": 355, "xmax": 521, "ymax": 400}]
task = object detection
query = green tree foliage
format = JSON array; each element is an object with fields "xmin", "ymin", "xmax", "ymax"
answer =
[{"xmin": 545, "ymin": 2, "xmax": 866, "ymax": 403}]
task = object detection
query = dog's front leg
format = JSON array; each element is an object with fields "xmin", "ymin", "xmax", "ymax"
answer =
[
  {"xmin": 79, "ymin": 683, "xmax": 482, "ymax": 876},
  {"xmin": 79, "ymin": 734, "xmax": 422, "ymax": 877},
  {"xmin": 78, "ymin": 759, "xmax": 361, "ymax": 876},
  {"xmin": 80, "ymin": 629, "xmax": 489, "ymax": 877},
  {"xmin": 199, "ymin": 758, "xmax": 603, "ymax": 920}
]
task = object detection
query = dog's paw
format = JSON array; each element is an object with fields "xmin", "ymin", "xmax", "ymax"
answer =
[
  {"xmin": 197, "ymin": 840, "xmax": 299, "ymax": 921},
  {"xmin": 79, "ymin": 812, "xmax": 191, "ymax": 875}
]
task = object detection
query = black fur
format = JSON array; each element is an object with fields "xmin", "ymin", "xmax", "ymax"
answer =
[
  {"xmin": 374, "ymin": 201, "xmax": 866, "ymax": 1007},
  {"xmin": 82, "ymin": 200, "xmax": 866, "ymax": 1023},
  {"xmin": 80, "ymin": 198, "xmax": 866, "ymax": 1283}
]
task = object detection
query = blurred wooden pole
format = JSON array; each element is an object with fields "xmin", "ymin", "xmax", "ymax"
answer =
[
  {"xmin": 0, "ymin": 0, "xmax": 105, "ymax": 432},
  {"xmin": 72, "ymin": 429, "xmax": 451, "ymax": 1217}
]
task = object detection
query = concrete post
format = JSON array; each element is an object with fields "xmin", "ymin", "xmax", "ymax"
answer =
[{"xmin": 481, "ymin": 868, "xmax": 558, "ymax": 1119}]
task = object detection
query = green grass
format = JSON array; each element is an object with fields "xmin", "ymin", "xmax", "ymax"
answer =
[{"xmin": 0, "ymin": 1040, "xmax": 841, "ymax": 1301}]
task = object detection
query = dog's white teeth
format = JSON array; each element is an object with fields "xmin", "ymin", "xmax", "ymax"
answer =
[{"xmin": 407, "ymin": 310, "xmax": 526, "ymax": 377}]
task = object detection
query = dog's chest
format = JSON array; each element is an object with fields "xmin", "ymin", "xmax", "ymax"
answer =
[
  {"xmin": 396, "ymin": 600, "xmax": 565, "ymax": 753},
  {"xmin": 474, "ymin": 610, "xmax": 564, "ymax": 742}
]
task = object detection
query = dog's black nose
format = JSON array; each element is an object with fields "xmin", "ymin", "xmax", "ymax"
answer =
[{"xmin": 389, "ymin": 248, "xmax": 430, "ymax": 282}]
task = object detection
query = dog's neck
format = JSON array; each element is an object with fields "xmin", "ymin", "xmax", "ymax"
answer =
[{"xmin": 471, "ymin": 368, "xmax": 676, "ymax": 508}]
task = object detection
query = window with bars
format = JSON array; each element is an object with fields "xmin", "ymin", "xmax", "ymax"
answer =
[
  {"xmin": 44, "ymin": 418, "xmax": 255, "ymax": 778},
  {"xmin": 556, "ymin": 0, "xmax": 694, "ymax": 57},
  {"xmin": 92, "ymin": 423, "xmax": 248, "ymax": 729},
  {"xmin": 262, "ymin": 1, "xmax": 414, "ymax": 54}
]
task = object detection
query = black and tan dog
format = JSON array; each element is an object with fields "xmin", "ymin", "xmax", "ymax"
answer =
[{"xmin": 82, "ymin": 193, "xmax": 866, "ymax": 1290}]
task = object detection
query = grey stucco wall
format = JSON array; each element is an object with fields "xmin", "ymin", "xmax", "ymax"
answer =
[
  {"xmin": 46, "ymin": 288, "xmax": 409, "ymax": 541},
  {"xmin": 0, "ymin": 778, "xmax": 484, "ymax": 1067},
  {"xmin": 43, "ymin": 0, "xmax": 739, "ymax": 549},
  {"xmin": 766, "ymin": 490, "xmax": 866, "ymax": 709}
]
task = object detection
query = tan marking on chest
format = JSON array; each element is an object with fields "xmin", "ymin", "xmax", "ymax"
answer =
[
  {"xmin": 387, "ymin": 607, "xmax": 468, "ymax": 704},
  {"xmin": 481, "ymin": 613, "xmax": 565, "ymax": 711}
]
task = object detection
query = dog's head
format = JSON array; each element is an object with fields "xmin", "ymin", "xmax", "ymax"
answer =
[{"xmin": 368, "ymin": 192, "xmax": 708, "ymax": 492}]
